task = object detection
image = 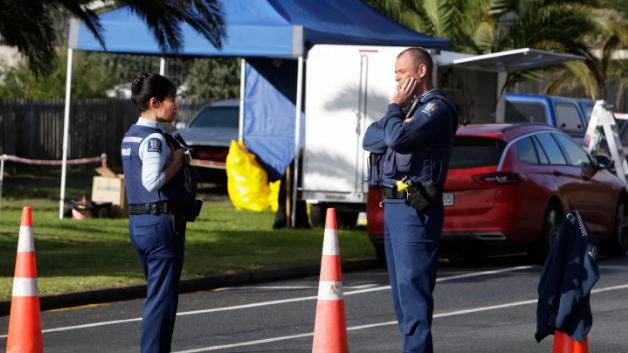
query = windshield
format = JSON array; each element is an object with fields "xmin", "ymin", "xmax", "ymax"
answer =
[
  {"xmin": 449, "ymin": 137, "xmax": 506, "ymax": 169},
  {"xmin": 505, "ymin": 102, "xmax": 548, "ymax": 124},
  {"xmin": 190, "ymin": 107, "xmax": 239, "ymax": 128},
  {"xmin": 584, "ymin": 105, "xmax": 593, "ymax": 119}
]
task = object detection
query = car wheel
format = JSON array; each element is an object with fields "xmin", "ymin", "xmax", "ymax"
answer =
[
  {"xmin": 609, "ymin": 195, "xmax": 628, "ymax": 256},
  {"xmin": 310, "ymin": 203, "xmax": 328, "ymax": 228},
  {"xmin": 337, "ymin": 211, "xmax": 359, "ymax": 229},
  {"xmin": 375, "ymin": 243, "xmax": 387, "ymax": 267},
  {"xmin": 529, "ymin": 200, "xmax": 562, "ymax": 262},
  {"xmin": 461, "ymin": 245, "xmax": 487, "ymax": 265}
]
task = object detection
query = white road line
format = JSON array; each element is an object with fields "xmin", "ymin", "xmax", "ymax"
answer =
[
  {"xmin": 0, "ymin": 266, "xmax": 531, "ymax": 339},
  {"xmin": 592, "ymin": 283, "xmax": 628, "ymax": 294},
  {"xmin": 41, "ymin": 318, "xmax": 142, "ymax": 334},
  {"xmin": 436, "ymin": 266, "xmax": 532, "ymax": 283},
  {"xmin": 346, "ymin": 321, "xmax": 398, "ymax": 331},
  {"xmin": 178, "ymin": 266, "xmax": 533, "ymax": 317},
  {"xmin": 215, "ymin": 266, "xmax": 532, "ymax": 293},
  {"xmin": 217, "ymin": 284, "xmax": 379, "ymax": 291},
  {"xmin": 175, "ymin": 333, "xmax": 315, "ymax": 353},
  {"xmin": 433, "ymin": 299, "xmax": 538, "ymax": 318},
  {"xmin": 172, "ymin": 282, "xmax": 628, "ymax": 353}
]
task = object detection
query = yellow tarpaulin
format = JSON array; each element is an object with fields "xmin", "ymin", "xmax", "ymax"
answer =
[
  {"xmin": 268, "ymin": 180, "xmax": 281, "ymax": 212},
  {"xmin": 226, "ymin": 140, "xmax": 277, "ymax": 212}
]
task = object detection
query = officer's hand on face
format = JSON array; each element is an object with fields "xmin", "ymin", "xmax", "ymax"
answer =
[
  {"xmin": 390, "ymin": 77, "xmax": 417, "ymax": 107},
  {"xmin": 168, "ymin": 143, "xmax": 184, "ymax": 171}
]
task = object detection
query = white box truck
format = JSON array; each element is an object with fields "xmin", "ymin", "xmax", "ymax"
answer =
[{"xmin": 301, "ymin": 45, "xmax": 583, "ymax": 226}]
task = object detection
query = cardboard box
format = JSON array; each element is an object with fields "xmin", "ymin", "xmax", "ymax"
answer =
[{"xmin": 92, "ymin": 167, "xmax": 128, "ymax": 218}]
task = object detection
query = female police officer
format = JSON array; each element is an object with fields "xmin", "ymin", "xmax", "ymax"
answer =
[{"xmin": 122, "ymin": 73, "xmax": 200, "ymax": 353}]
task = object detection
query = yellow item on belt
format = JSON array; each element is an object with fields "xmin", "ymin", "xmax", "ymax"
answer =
[{"xmin": 396, "ymin": 180, "xmax": 409, "ymax": 192}]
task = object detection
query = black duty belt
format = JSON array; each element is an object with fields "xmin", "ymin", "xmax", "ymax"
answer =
[
  {"xmin": 129, "ymin": 201, "xmax": 185, "ymax": 215},
  {"xmin": 382, "ymin": 187, "xmax": 407, "ymax": 199}
]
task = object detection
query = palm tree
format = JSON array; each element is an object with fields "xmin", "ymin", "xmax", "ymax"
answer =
[
  {"xmin": 363, "ymin": 0, "xmax": 517, "ymax": 54},
  {"xmin": 493, "ymin": 1, "xmax": 602, "ymax": 96},
  {"xmin": 544, "ymin": 5, "xmax": 628, "ymax": 101},
  {"xmin": 363, "ymin": 0, "xmax": 626, "ymax": 100},
  {"xmin": 0, "ymin": 0, "xmax": 226, "ymax": 79}
]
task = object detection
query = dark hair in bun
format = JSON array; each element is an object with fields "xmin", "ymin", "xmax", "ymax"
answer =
[{"xmin": 131, "ymin": 73, "xmax": 177, "ymax": 112}]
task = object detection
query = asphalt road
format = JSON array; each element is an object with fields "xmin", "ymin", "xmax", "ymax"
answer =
[{"xmin": 1, "ymin": 254, "xmax": 627, "ymax": 353}]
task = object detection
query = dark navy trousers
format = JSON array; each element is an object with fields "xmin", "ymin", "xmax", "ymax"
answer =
[
  {"xmin": 129, "ymin": 213, "xmax": 185, "ymax": 353},
  {"xmin": 383, "ymin": 198, "xmax": 443, "ymax": 353}
]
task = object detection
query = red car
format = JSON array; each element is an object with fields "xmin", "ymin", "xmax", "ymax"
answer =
[{"xmin": 367, "ymin": 123, "xmax": 628, "ymax": 261}]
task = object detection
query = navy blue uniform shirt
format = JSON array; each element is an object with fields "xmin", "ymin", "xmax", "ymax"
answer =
[
  {"xmin": 363, "ymin": 89, "xmax": 458, "ymax": 192},
  {"xmin": 363, "ymin": 98, "xmax": 454, "ymax": 155},
  {"xmin": 536, "ymin": 211, "xmax": 600, "ymax": 343}
]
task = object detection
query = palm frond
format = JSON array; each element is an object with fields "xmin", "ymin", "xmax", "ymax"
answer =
[
  {"xmin": 602, "ymin": 0, "xmax": 628, "ymax": 16},
  {"xmin": 422, "ymin": 0, "xmax": 457, "ymax": 38},
  {"xmin": 544, "ymin": 61, "xmax": 598, "ymax": 99},
  {"xmin": 362, "ymin": 0, "xmax": 427, "ymax": 33},
  {"xmin": 601, "ymin": 35, "xmax": 622, "ymax": 73},
  {"xmin": 615, "ymin": 77, "xmax": 628, "ymax": 107},
  {"xmin": 486, "ymin": 0, "xmax": 515, "ymax": 15},
  {"xmin": 0, "ymin": 0, "xmax": 227, "ymax": 78},
  {"xmin": 449, "ymin": 0, "xmax": 497, "ymax": 53},
  {"xmin": 118, "ymin": 0, "xmax": 226, "ymax": 53},
  {"xmin": 496, "ymin": 3, "xmax": 598, "ymax": 52},
  {"xmin": 362, "ymin": 0, "xmax": 403, "ymax": 24},
  {"xmin": 472, "ymin": 22, "xmax": 495, "ymax": 52},
  {"xmin": 53, "ymin": 0, "xmax": 105, "ymax": 49},
  {"xmin": 0, "ymin": 0, "xmax": 57, "ymax": 78}
]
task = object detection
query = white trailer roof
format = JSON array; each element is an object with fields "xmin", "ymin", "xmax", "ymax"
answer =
[{"xmin": 441, "ymin": 48, "xmax": 586, "ymax": 72}]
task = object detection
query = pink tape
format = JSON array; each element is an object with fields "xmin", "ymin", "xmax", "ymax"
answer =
[{"xmin": 0, "ymin": 154, "xmax": 106, "ymax": 166}]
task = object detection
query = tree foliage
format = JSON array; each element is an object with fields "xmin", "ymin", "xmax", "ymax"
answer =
[
  {"xmin": 0, "ymin": 51, "xmax": 117, "ymax": 99},
  {"xmin": 363, "ymin": 0, "xmax": 628, "ymax": 100},
  {"xmin": 0, "ymin": 0, "xmax": 226, "ymax": 79},
  {"xmin": 183, "ymin": 58, "xmax": 240, "ymax": 100}
]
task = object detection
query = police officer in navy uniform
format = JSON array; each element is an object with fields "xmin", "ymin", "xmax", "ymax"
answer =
[
  {"xmin": 363, "ymin": 48, "xmax": 458, "ymax": 352},
  {"xmin": 122, "ymin": 73, "xmax": 202, "ymax": 353}
]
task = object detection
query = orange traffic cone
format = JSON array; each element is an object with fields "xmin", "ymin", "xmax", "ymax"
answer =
[
  {"xmin": 312, "ymin": 208, "xmax": 349, "ymax": 353},
  {"xmin": 553, "ymin": 330, "xmax": 589, "ymax": 353},
  {"xmin": 6, "ymin": 207, "xmax": 43, "ymax": 353}
]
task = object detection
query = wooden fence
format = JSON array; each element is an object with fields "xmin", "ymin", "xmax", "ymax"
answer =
[{"xmin": 0, "ymin": 98, "xmax": 211, "ymax": 167}]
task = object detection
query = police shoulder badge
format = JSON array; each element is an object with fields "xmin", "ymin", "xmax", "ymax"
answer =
[
  {"xmin": 421, "ymin": 102, "xmax": 439, "ymax": 117},
  {"xmin": 147, "ymin": 138, "xmax": 162, "ymax": 153}
]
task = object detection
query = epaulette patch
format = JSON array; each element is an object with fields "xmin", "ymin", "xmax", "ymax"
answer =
[
  {"xmin": 421, "ymin": 102, "xmax": 438, "ymax": 117},
  {"xmin": 147, "ymin": 138, "xmax": 162, "ymax": 153}
]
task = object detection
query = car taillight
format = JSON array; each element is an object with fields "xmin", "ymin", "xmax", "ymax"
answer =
[
  {"xmin": 472, "ymin": 172, "xmax": 524, "ymax": 185},
  {"xmin": 193, "ymin": 147, "xmax": 229, "ymax": 161}
]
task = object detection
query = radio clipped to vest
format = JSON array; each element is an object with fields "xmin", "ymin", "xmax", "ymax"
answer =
[
  {"xmin": 402, "ymin": 96, "xmax": 422, "ymax": 120},
  {"xmin": 173, "ymin": 132, "xmax": 193, "ymax": 166},
  {"xmin": 163, "ymin": 131, "xmax": 203, "ymax": 223}
]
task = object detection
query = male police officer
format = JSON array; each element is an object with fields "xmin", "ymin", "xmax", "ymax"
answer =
[{"xmin": 363, "ymin": 48, "xmax": 458, "ymax": 352}]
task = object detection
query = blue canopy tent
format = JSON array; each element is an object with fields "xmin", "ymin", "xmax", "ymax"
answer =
[{"xmin": 58, "ymin": 0, "xmax": 451, "ymax": 224}]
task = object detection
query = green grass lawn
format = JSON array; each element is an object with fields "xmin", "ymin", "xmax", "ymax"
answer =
[{"xmin": 0, "ymin": 177, "xmax": 374, "ymax": 300}]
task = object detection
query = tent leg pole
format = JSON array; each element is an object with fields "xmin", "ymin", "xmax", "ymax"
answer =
[
  {"xmin": 495, "ymin": 70, "xmax": 507, "ymax": 123},
  {"xmin": 59, "ymin": 48, "xmax": 73, "ymax": 220},
  {"xmin": 291, "ymin": 56, "xmax": 304, "ymax": 228},
  {"xmin": 238, "ymin": 59, "xmax": 246, "ymax": 142},
  {"xmin": 159, "ymin": 57, "xmax": 166, "ymax": 76},
  {"xmin": 286, "ymin": 165, "xmax": 291, "ymax": 228},
  {"xmin": 0, "ymin": 159, "xmax": 4, "ymax": 219}
]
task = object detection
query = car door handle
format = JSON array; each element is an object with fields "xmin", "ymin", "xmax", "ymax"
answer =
[{"xmin": 553, "ymin": 170, "xmax": 562, "ymax": 177}]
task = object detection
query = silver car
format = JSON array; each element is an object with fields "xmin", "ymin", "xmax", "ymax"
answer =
[{"xmin": 175, "ymin": 100, "xmax": 239, "ymax": 181}]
